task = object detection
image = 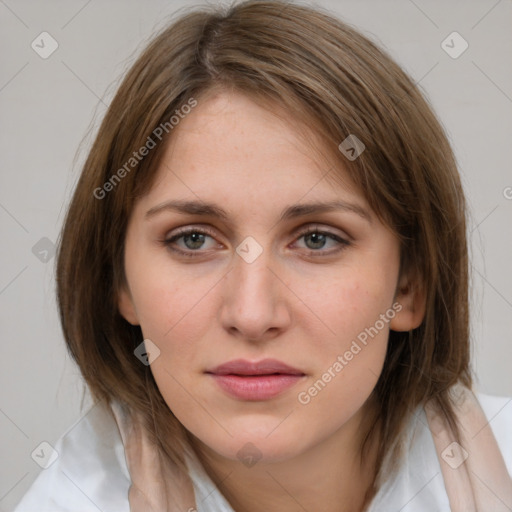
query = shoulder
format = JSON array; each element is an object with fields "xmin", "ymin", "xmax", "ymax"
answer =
[
  {"xmin": 367, "ymin": 389, "xmax": 512, "ymax": 511},
  {"xmin": 12, "ymin": 400, "xmax": 131, "ymax": 512},
  {"xmin": 476, "ymin": 392, "xmax": 512, "ymax": 474}
]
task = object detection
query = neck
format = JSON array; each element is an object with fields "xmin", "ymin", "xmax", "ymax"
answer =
[{"xmin": 188, "ymin": 401, "xmax": 380, "ymax": 512}]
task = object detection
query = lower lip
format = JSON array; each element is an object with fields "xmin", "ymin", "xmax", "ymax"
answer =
[{"xmin": 209, "ymin": 374, "xmax": 304, "ymax": 400}]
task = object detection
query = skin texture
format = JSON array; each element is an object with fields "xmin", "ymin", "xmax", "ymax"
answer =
[{"xmin": 118, "ymin": 90, "xmax": 425, "ymax": 512}]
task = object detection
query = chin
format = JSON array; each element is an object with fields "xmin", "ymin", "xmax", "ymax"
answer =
[{"xmin": 192, "ymin": 424, "xmax": 309, "ymax": 466}]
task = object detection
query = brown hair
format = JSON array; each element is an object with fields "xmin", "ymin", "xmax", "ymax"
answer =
[{"xmin": 56, "ymin": 0, "xmax": 471, "ymax": 497}]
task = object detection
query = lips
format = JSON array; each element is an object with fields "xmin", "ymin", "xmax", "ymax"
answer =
[
  {"xmin": 207, "ymin": 358, "xmax": 304, "ymax": 376},
  {"xmin": 206, "ymin": 359, "xmax": 305, "ymax": 400}
]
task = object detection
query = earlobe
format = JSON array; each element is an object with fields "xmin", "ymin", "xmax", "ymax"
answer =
[
  {"xmin": 390, "ymin": 274, "xmax": 426, "ymax": 332},
  {"xmin": 118, "ymin": 285, "xmax": 140, "ymax": 326}
]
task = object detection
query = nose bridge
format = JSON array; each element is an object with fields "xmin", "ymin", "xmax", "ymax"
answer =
[
  {"xmin": 220, "ymin": 243, "xmax": 288, "ymax": 340},
  {"xmin": 235, "ymin": 249, "xmax": 274, "ymax": 299}
]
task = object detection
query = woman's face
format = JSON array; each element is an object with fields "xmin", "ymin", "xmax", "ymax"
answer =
[{"xmin": 119, "ymin": 90, "xmax": 422, "ymax": 464}]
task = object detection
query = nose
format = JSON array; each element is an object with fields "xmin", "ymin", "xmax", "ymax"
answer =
[{"xmin": 219, "ymin": 247, "xmax": 291, "ymax": 343}]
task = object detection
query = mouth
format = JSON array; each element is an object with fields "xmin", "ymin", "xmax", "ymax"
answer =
[{"xmin": 205, "ymin": 359, "xmax": 306, "ymax": 400}]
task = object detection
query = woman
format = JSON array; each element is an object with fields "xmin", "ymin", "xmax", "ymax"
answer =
[{"xmin": 14, "ymin": 1, "xmax": 512, "ymax": 511}]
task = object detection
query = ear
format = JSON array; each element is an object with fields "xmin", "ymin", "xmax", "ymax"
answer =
[
  {"xmin": 118, "ymin": 283, "xmax": 140, "ymax": 326},
  {"xmin": 390, "ymin": 268, "xmax": 426, "ymax": 332}
]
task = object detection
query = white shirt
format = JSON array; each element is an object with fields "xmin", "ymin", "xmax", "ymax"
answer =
[{"xmin": 13, "ymin": 393, "xmax": 512, "ymax": 512}]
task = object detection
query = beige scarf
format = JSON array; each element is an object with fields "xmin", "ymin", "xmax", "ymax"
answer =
[
  {"xmin": 110, "ymin": 385, "xmax": 512, "ymax": 511},
  {"xmin": 424, "ymin": 384, "xmax": 512, "ymax": 511}
]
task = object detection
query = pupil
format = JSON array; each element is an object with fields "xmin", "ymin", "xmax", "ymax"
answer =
[
  {"xmin": 185, "ymin": 233, "xmax": 205, "ymax": 249},
  {"xmin": 305, "ymin": 232, "xmax": 326, "ymax": 249}
]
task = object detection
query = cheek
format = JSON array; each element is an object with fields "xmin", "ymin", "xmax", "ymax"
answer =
[
  {"xmin": 294, "ymin": 295, "xmax": 392, "ymax": 440},
  {"xmin": 309, "ymin": 266, "xmax": 398, "ymax": 348},
  {"xmin": 133, "ymin": 275, "xmax": 217, "ymax": 425},
  {"xmin": 294, "ymin": 269, "xmax": 396, "ymax": 410},
  {"xmin": 138, "ymin": 288, "xmax": 216, "ymax": 372},
  {"xmin": 126, "ymin": 248, "xmax": 219, "ymax": 344}
]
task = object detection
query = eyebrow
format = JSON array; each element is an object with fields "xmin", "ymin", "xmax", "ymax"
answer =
[{"xmin": 145, "ymin": 199, "xmax": 372, "ymax": 224}]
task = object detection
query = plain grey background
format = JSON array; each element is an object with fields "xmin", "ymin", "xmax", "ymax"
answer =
[{"xmin": 1, "ymin": 0, "xmax": 511, "ymax": 509}]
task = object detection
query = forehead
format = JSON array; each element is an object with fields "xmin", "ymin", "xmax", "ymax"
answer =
[{"xmin": 138, "ymin": 90, "xmax": 361, "ymax": 211}]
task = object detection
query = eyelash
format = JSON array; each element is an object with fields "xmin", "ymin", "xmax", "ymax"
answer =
[{"xmin": 160, "ymin": 225, "xmax": 350, "ymax": 259}]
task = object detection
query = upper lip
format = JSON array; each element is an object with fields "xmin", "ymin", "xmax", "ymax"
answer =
[{"xmin": 207, "ymin": 358, "xmax": 305, "ymax": 376}]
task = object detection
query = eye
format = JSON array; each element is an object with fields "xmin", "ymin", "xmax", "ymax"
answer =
[
  {"xmin": 162, "ymin": 227, "xmax": 221, "ymax": 257},
  {"xmin": 292, "ymin": 226, "xmax": 350, "ymax": 256},
  {"xmin": 161, "ymin": 224, "xmax": 350, "ymax": 259}
]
